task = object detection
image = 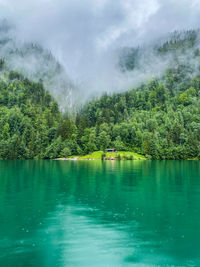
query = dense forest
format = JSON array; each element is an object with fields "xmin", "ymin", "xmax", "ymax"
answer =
[
  {"xmin": 1, "ymin": 30, "xmax": 200, "ymax": 159},
  {"xmin": 80, "ymin": 69, "xmax": 200, "ymax": 160},
  {"xmin": 1, "ymin": 61, "xmax": 200, "ymax": 159}
]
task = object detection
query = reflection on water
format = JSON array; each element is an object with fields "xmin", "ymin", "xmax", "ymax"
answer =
[{"xmin": 0, "ymin": 160, "xmax": 200, "ymax": 266}]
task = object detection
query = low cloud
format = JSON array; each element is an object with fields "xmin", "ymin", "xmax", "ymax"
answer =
[{"xmin": 0, "ymin": 0, "xmax": 200, "ymax": 102}]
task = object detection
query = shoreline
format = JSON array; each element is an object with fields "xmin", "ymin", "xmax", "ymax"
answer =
[
  {"xmin": 54, "ymin": 157, "xmax": 96, "ymax": 161},
  {"xmin": 54, "ymin": 158, "xmax": 199, "ymax": 161},
  {"xmin": 54, "ymin": 151, "xmax": 147, "ymax": 161}
]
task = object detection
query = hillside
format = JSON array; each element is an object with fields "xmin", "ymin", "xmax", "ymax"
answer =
[
  {"xmin": 0, "ymin": 65, "xmax": 81, "ymax": 159},
  {"xmin": 0, "ymin": 19, "xmax": 75, "ymax": 111},
  {"xmin": 78, "ymin": 65, "xmax": 200, "ymax": 159},
  {"xmin": 119, "ymin": 30, "xmax": 200, "ymax": 72},
  {"xmin": 1, "ymin": 29, "xmax": 200, "ymax": 159},
  {"xmin": 3, "ymin": 61, "xmax": 199, "ymax": 160}
]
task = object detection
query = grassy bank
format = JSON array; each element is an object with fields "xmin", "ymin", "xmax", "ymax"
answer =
[{"xmin": 73, "ymin": 151, "xmax": 146, "ymax": 160}]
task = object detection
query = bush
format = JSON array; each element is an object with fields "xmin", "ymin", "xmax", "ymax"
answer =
[
  {"xmin": 116, "ymin": 154, "xmax": 121, "ymax": 160},
  {"xmin": 101, "ymin": 152, "xmax": 106, "ymax": 160},
  {"xmin": 60, "ymin": 147, "xmax": 72, "ymax": 158}
]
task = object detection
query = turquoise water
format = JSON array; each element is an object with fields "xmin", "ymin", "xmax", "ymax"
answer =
[{"xmin": 0, "ymin": 160, "xmax": 200, "ymax": 266}]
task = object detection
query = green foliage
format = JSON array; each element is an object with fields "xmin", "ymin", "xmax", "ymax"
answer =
[
  {"xmin": 78, "ymin": 151, "xmax": 145, "ymax": 160},
  {"xmin": 78, "ymin": 61, "xmax": 200, "ymax": 159},
  {"xmin": 113, "ymin": 136, "xmax": 126, "ymax": 151},
  {"xmin": 60, "ymin": 147, "xmax": 72, "ymax": 158},
  {"xmin": 0, "ymin": 69, "xmax": 78, "ymax": 159},
  {"xmin": 2, "ymin": 33, "xmax": 200, "ymax": 161}
]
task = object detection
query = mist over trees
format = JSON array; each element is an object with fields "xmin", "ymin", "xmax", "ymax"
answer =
[
  {"xmin": 0, "ymin": 19, "xmax": 75, "ymax": 111},
  {"xmin": 0, "ymin": 29, "xmax": 200, "ymax": 159}
]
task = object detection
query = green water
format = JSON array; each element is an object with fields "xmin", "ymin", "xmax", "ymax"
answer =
[{"xmin": 0, "ymin": 160, "xmax": 200, "ymax": 266}]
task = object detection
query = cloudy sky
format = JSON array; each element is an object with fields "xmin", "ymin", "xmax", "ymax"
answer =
[{"xmin": 0, "ymin": 0, "xmax": 200, "ymax": 95}]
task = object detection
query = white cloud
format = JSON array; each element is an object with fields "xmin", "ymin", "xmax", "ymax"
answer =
[{"xmin": 0, "ymin": 0, "xmax": 200, "ymax": 99}]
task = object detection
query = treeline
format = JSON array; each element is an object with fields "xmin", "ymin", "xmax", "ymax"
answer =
[
  {"xmin": 119, "ymin": 29, "xmax": 200, "ymax": 72},
  {"xmin": 79, "ymin": 64, "xmax": 200, "ymax": 160},
  {"xmin": 157, "ymin": 30, "xmax": 199, "ymax": 53},
  {"xmin": 0, "ymin": 69, "xmax": 75, "ymax": 159},
  {"xmin": 1, "ymin": 58, "xmax": 200, "ymax": 159}
]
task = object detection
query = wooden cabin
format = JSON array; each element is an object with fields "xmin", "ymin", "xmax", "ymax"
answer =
[{"xmin": 106, "ymin": 148, "xmax": 117, "ymax": 153}]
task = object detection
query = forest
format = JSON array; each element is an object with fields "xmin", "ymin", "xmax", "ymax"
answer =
[
  {"xmin": 0, "ymin": 30, "xmax": 200, "ymax": 159},
  {"xmin": 0, "ymin": 60, "xmax": 200, "ymax": 159},
  {"xmin": 79, "ymin": 67, "xmax": 200, "ymax": 160}
]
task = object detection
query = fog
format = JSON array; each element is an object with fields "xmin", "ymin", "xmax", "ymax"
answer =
[{"xmin": 0, "ymin": 0, "xmax": 200, "ymax": 104}]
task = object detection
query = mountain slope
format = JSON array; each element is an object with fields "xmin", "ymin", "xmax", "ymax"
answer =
[
  {"xmin": 119, "ymin": 29, "xmax": 200, "ymax": 72},
  {"xmin": 0, "ymin": 20, "xmax": 75, "ymax": 111},
  {"xmin": 1, "ymin": 27, "xmax": 200, "ymax": 160},
  {"xmin": 77, "ymin": 61, "xmax": 200, "ymax": 159},
  {"xmin": 0, "ymin": 67, "xmax": 80, "ymax": 159}
]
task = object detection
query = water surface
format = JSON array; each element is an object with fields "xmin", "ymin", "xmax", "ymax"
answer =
[{"xmin": 0, "ymin": 160, "xmax": 200, "ymax": 266}]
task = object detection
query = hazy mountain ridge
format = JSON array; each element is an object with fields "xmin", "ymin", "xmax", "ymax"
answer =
[
  {"xmin": 0, "ymin": 19, "xmax": 200, "ymax": 112},
  {"xmin": 1, "ymin": 23, "xmax": 200, "ymax": 159},
  {"xmin": 0, "ymin": 20, "xmax": 75, "ymax": 111},
  {"xmin": 119, "ymin": 29, "xmax": 200, "ymax": 76}
]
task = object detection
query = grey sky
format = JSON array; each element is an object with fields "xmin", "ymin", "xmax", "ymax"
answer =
[{"xmin": 0, "ymin": 0, "xmax": 200, "ymax": 96}]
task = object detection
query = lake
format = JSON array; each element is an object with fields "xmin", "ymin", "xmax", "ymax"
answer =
[{"xmin": 0, "ymin": 160, "xmax": 200, "ymax": 266}]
